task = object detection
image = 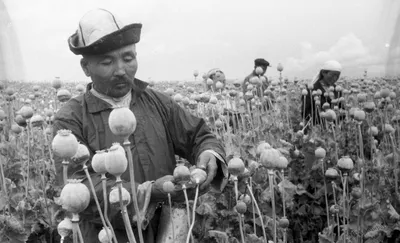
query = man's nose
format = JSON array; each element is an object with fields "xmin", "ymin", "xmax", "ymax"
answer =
[{"xmin": 114, "ymin": 60, "xmax": 126, "ymax": 76}]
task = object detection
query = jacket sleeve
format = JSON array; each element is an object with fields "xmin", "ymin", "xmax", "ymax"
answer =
[{"xmin": 157, "ymin": 91, "xmax": 228, "ymax": 191}]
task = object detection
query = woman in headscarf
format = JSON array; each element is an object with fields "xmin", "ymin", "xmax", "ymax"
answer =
[{"xmin": 301, "ymin": 60, "xmax": 343, "ymax": 125}]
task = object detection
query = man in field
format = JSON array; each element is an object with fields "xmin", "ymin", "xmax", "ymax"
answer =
[
  {"xmin": 242, "ymin": 58, "xmax": 270, "ymax": 97},
  {"xmin": 54, "ymin": 9, "xmax": 227, "ymax": 243}
]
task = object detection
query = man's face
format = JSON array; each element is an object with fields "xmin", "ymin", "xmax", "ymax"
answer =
[
  {"xmin": 323, "ymin": 70, "xmax": 341, "ymax": 86},
  {"xmin": 81, "ymin": 44, "xmax": 138, "ymax": 98}
]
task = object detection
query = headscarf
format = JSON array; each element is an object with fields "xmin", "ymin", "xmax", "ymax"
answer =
[{"xmin": 309, "ymin": 60, "xmax": 342, "ymax": 86}]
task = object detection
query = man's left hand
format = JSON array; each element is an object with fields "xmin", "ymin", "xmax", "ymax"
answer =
[{"xmin": 197, "ymin": 151, "xmax": 218, "ymax": 190}]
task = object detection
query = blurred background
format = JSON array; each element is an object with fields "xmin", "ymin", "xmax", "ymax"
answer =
[{"xmin": 1, "ymin": 0, "xmax": 399, "ymax": 82}]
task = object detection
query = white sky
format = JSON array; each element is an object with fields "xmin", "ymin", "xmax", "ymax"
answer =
[{"xmin": 3, "ymin": 0, "xmax": 399, "ymax": 83}]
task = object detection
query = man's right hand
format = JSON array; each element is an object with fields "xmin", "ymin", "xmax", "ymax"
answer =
[{"xmin": 151, "ymin": 175, "xmax": 204, "ymax": 202}]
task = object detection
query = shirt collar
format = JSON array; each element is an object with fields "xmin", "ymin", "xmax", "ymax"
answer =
[{"xmin": 84, "ymin": 78, "xmax": 149, "ymax": 113}]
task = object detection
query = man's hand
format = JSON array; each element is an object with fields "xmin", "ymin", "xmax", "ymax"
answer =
[{"xmin": 197, "ymin": 151, "xmax": 218, "ymax": 190}]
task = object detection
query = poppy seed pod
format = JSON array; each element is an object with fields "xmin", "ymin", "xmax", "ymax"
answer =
[
  {"xmin": 384, "ymin": 124, "xmax": 395, "ymax": 134},
  {"xmin": 60, "ymin": 179, "xmax": 90, "ymax": 214},
  {"xmin": 354, "ymin": 110, "xmax": 366, "ymax": 121},
  {"xmin": 260, "ymin": 148, "xmax": 282, "ymax": 169},
  {"xmin": 174, "ymin": 94, "xmax": 183, "ymax": 103},
  {"xmin": 57, "ymin": 217, "xmax": 73, "ymax": 238},
  {"xmin": 191, "ymin": 168, "xmax": 207, "ymax": 184},
  {"xmin": 72, "ymin": 144, "xmax": 90, "ymax": 164},
  {"xmin": 277, "ymin": 63, "xmax": 284, "ymax": 72},
  {"xmin": 57, "ymin": 89, "xmax": 72, "ymax": 102},
  {"xmin": 76, "ymin": 84, "xmax": 85, "ymax": 93},
  {"xmin": 209, "ymin": 96, "xmax": 218, "ymax": 105},
  {"xmin": 337, "ymin": 156, "xmax": 354, "ymax": 172},
  {"xmin": 52, "ymin": 130, "xmax": 79, "ymax": 159},
  {"xmin": 92, "ymin": 150, "xmax": 108, "ymax": 174},
  {"xmin": 165, "ymin": 88, "xmax": 174, "ymax": 96},
  {"xmin": 255, "ymin": 66, "xmax": 264, "ymax": 75},
  {"xmin": 11, "ymin": 124, "xmax": 22, "ymax": 134},
  {"xmin": 315, "ymin": 147, "xmax": 326, "ymax": 159},
  {"xmin": 19, "ymin": 106, "xmax": 34, "ymax": 120},
  {"xmin": 98, "ymin": 227, "xmax": 113, "ymax": 243},
  {"xmin": 173, "ymin": 164, "xmax": 191, "ymax": 185},
  {"xmin": 108, "ymin": 107, "xmax": 137, "ymax": 138},
  {"xmin": 256, "ymin": 141, "xmax": 272, "ymax": 157},
  {"xmin": 380, "ymin": 88, "xmax": 390, "ymax": 98},
  {"xmin": 206, "ymin": 78, "xmax": 214, "ymax": 85},
  {"xmin": 109, "ymin": 186, "xmax": 131, "ymax": 207},
  {"xmin": 215, "ymin": 81, "xmax": 224, "ymax": 90},
  {"xmin": 52, "ymin": 77, "xmax": 62, "ymax": 89},
  {"xmin": 367, "ymin": 126, "xmax": 378, "ymax": 136},
  {"xmin": 162, "ymin": 181, "xmax": 175, "ymax": 193},
  {"xmin": 105, "ymin": 143, "xmax": 127, "ymax": 177},
  {"xmin": 193, "ymin": 70, "xmax": 199, "ymax": 77},
  {"xmin": 235, "ymin": 201, "xmax": 247, "ymax": 214},
  {"xmin": 363, "ymin": 102, "xmax": 375, "ymax": 113},
  {"xmin": 30, "ymin": 114, "xmax": 44, "ymax": 128},
  {"xmin": 324, "ymin": 109, "xmax": 337, "ymax": 122},
  {"xmin": 325, "ymin": 168, "xmax": 339, "ymax": 179},
  {"xmin": 250, "ymin": 76, "xmax": 260, "ymax": 85},
  {"xmin": 228, "ymin": 156, "xmax": 245, "ymax": 177},
  {"xmin": 276, "ymin": 156, "xmax": 289, "ymax": 169}
]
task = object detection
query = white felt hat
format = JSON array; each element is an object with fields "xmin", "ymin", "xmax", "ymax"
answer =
[{"xmin": 68, "ymin": 9, "xmax": 142, "ymax": 55}]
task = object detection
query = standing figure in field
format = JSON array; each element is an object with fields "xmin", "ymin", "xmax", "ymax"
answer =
[
  {"xmin": 301, "ymin": 60, "xmax": 342, "ymax": 125},
  {"xmin": 204, "ymin": 68, "xmax": 226, "ymax": 92},
  {"xmin": 242, "ymin": 58, "xmax": 270, "ymax": 97},
  {"xmin": 53, "ymin": 8, "xmax": 227, "ymax": 243}
]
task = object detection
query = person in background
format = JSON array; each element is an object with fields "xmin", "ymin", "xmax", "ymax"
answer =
[
  {"xmin": 301, "ymin": 60, "xmax": 342, "ymax": 125},
  {"xmin": 54, "ymin": 9, "xmax": 227, "ymax": 243},
  {"xmin": 242, "ymin": 58, "xmax": 270, "ymax": 97},
  {"xmin": 204, "ymin": 68, "xmax": 226, "ymax": 92}
]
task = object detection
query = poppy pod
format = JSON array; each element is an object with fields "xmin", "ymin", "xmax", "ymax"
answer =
[
  {"xmin": 98, "ymin": 227, "xmax": 113, "ymax": 243},
  {"xmin": 315, "ymin": 147, "xmax": 326, "ymax": 159},
  {"xmin": 227, "ymin": 156, "xmax": 245, "ymax": 177},
  {"xmin": 30, "ymin": 114, "xmax": 44, "ymax": 128},
  {"xmin": 60, "ymin": 179, "xmax": 90, "ymax": 214},
  {"xmin": 72, "ymin": 144, "xmax": 90, "ymax": 164},
  {"xmin": 109, "ymin": 186, "xmax": 131, "ymax": 207},
  {"xmin": 20, "ymin": 106, "xmax": 34, "ymax": 120},
  {"xmin": 52, "ymin": 130, "xmax": 79, "ymax": 159},
  {"xmin": 57, "ymin": 217, "xmax": 73, "ymax": 238},
  {"xmin": 337, "ymin": 156, "xmax": 354, "ymax": 173},
  {"xmin": 162, "ymin": 181, "xmax": 175, "ymax": 193},
  {"xmin": 174, "ymin": 94, "xmax": 183, "ymax": 103},
  {"xmin": 277, "ymin": 63, "xmax": 284, "ymax": 72},
  {"xmin": 57, "ymin": 89, "xmax": 72, "ymax": 102},
  {"xmin": 52, "ymin": 78, "xmax": 62, "ymax": 89},
  {"xmin": 108, "ymin": 107, "xmax": 137, "ymax": 138},
  {"xmin": 173, "ymin": 164, "xmax": 191, "ymax": 185},
  {"xmin": 260, "ymin": 148, "xmax": 282, "ymax": 169},
  {"xmin": 92, "ymin": 150, "xmax": 108, "ymax": 174},
  {"xmin": 165, "ymin": 88, "xmax": 174, "ymax": 96},
  {"xmin": 105, "ymin": 143, "xmax": 128, "ymax": 177},
  {"xmin": 325, "ymin": 168, "xmax": 339, "ymax": 179},
  {"xmin": 191, "ymin": 168, "xmax": 207, "ymax": 184}
]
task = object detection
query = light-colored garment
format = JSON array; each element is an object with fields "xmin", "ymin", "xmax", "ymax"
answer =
[
  {"xmin": 90, "ymin": 88, "xmax": 132, "ymax": 108},
  {"xmin": 310, "ymin": 60, "xmax": 342, "ymax": 86}
]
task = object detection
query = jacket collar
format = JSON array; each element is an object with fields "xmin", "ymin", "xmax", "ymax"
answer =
[{"xmin": 84, "ymin": 78, "xmax": 148, "ymax": 113}]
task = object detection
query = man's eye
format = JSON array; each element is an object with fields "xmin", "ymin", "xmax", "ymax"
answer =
[
  {"xmin": 100, "ymin": 59, "xmax": 112, "ymax": 65},
  {"xmin": 124, "ymin": 56, "xmax": 134, "ymax": 62}
]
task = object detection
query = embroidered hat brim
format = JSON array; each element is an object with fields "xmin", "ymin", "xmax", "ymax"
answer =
[{"xmin": 68, "ymin": 23, "xmax": 142, "ymax": 56}]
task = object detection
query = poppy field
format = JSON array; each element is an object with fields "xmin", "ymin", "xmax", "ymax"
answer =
[{"xmin": 0, "ymin": 71, "xmax": 400, "ymax": 243}]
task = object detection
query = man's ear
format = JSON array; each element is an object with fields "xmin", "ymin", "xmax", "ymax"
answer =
[{"xmin": 80, "ymin": 57, "xmax": 91, "ymax": 77}]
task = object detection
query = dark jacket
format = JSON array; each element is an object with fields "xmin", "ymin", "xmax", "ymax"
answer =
[
  {"xmin": 53, "ymin": 79, "xmax": 226, "ymax": 242},
  {"xmin": 301, "ymin": 80, "xmax": 342, "ymax": 125},
  {"xmin": 242, "ymin": 71, "xmax": 269, "ymax": 97}
]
